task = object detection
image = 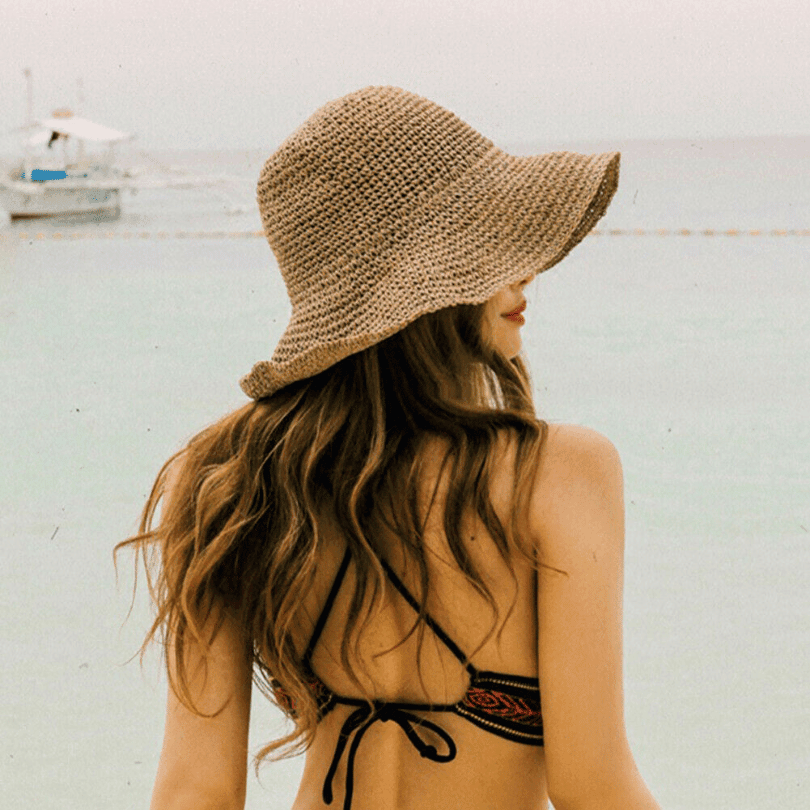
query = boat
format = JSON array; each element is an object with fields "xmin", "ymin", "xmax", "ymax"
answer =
[
  {"xmin": 1, "ymin": 109, "xmax": 132, "ymax": 219},
  {"xmin": 1, "ymin": 70, "xmax": 250, "ymax": 221}
]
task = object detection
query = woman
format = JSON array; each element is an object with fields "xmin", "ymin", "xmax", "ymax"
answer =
[{"xmin": 122, "ymin": 86, "xmax": 662, "ymax": 810}]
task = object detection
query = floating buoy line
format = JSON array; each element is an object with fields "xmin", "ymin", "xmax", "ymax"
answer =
[{"xmin": 1, "ymin": 228, "xmax": 808, "ymax": 241}]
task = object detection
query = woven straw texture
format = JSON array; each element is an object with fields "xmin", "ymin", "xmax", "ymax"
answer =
[{"xmin": 241, "ymin": 86, "xmax": 620, "ymax": 399}]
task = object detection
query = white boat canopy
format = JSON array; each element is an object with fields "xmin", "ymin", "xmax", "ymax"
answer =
[{"xmin": 28, "ymin": 116, "xmax": 132, "ymax": 145}]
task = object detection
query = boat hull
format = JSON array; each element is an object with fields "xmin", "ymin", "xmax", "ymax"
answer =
[{"xmin": 0, "ymin": 183, "xmax": 121, "ymax": 219}]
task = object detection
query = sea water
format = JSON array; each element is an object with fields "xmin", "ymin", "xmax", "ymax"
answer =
[{"xmin": 1, "ymin": 139, "xmax": 808, "ymax": 810}]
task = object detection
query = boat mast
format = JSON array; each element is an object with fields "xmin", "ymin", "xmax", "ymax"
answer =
[
  {"xmin": 23, "ymin": 67, "xmax": 33, "ymax": 180},
  {"xmin": 76, "ymin": 78, "xmax": 86, "ymax": 163}
]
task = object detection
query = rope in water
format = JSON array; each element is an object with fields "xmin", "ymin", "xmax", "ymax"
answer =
[{"xmin": 1, "ymin": 228, "xmax": 809, "ymax": 241}]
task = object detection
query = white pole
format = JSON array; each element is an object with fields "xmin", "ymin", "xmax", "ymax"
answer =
[
  {"xmin": 23, "ymin": 68, "xmax": 33, "ymax": 180},
  {"xmin": 76, "ymin": 78, "xmax": 86, "ymax": 164}
]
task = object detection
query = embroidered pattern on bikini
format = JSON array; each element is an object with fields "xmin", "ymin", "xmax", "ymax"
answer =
[{"xmin": 461, "ymin": 686, "xmax": 543, "ymax": 726}]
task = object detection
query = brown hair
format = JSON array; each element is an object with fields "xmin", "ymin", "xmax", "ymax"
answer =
[{"xmin": 117, "ymin": 301, "xmax": 546, "ymax": 762}]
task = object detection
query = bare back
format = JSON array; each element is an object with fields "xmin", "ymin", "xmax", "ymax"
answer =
[
  {"xmin": 149, "ymin": 424, "xmax": 660, "ymax": 810},
  {"xmin": 291, "ymin": 434, "xmax": 548, "ymax": 810}
]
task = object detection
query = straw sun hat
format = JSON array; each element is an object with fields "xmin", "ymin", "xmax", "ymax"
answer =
[{"xmin": 240, "ymin": 86, "xmax": 620, "ymax": 399}]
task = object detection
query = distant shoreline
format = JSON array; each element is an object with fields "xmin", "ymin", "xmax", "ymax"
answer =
[
  {"xmin": 506, "ymin": 132, "xmax": 810, "ymax": 157},
  {"xmin": 3, "ymin": 133, "xmax": 808, "ymax": 169}
]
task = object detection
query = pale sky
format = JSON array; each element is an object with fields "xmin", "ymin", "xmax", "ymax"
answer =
[{"xmin": 2, "ymin": 0, "xmax": 809, "ymax": 151}]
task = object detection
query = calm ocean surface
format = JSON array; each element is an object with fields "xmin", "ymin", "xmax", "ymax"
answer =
[{"xmin": 1, "ymin": 138, "xmax": 808, "ymax": 810}]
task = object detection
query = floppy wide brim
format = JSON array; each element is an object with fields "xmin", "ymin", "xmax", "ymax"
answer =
[{"xmin": 240, "ymin": 147, "xmax": 620, "ymax": 399}]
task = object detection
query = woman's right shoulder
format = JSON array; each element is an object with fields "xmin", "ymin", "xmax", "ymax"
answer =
[{"xmin": 528, "ymin": 423, "xmax": 625, "ymax": 559}]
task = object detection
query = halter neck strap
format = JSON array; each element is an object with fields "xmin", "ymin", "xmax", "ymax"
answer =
[
  {"xmin": 378, "ymin": 556, "xmax": 476, "ymax": 675},
  {"xmin": 303, "ymin": 547, "xmax": 352, "ymax": 667}
]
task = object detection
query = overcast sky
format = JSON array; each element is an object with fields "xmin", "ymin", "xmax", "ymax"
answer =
[{"xmin": 2, "ymin": 0, "xmax": 809, "ymax": 152}]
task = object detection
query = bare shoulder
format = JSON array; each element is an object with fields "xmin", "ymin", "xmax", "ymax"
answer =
[
  {"xmin": 481, "ymin": 424, "xmax": 621, "ymax": 513},
  {"xmin": 529, "ymin": 423, "xmax": 625, "ymax": 563},
  {"xmin": 531, "ymin": 427, "xmax": 660, "ymax": 807},
  {"xmin": 538, "ymin": 423, "xmax": 622, "ymax": 486}
]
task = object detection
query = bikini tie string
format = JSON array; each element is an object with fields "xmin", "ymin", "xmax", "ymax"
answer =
[{"xmin": 322, "ymin": 702, "xmax": 457, "ymax": 810}]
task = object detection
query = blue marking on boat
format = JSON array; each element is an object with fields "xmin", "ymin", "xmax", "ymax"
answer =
[{"xmin": 30, "ymin": 169, "xmax": 68, "ymax": 182}]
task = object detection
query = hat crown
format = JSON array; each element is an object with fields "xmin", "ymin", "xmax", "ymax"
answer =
[
  {"xmin": 257, "ymin": 86, "xmax": 492, "ymax": 305},
  {"xmin": 241, "ymin": 86, "xmax": 620, "ymax": 400}
]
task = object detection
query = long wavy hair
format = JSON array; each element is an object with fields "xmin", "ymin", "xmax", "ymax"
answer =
[{"xmin": 117, "ymin": 301, "xmax": 546, "ymax": 762}]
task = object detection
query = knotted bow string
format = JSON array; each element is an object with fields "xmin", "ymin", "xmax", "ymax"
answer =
[{"xmin": 322, "ymin": 702, "xmax": 457, "ymax": 810}]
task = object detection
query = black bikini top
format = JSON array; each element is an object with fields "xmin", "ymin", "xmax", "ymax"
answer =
[{"xmin": 272, "ymin": 548, "xmax": 543, "ymax": 810}]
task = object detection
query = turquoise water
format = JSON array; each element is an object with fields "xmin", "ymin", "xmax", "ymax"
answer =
[{"xmin": 1, "ymin": 140, "xmax": 808, "ymax": 810}]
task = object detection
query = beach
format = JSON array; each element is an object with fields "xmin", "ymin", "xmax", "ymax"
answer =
[{"xmin": 1, "ymin": 138, "xmax": 808, "ymax": 810}]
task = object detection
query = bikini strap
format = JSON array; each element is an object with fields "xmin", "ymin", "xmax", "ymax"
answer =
[
  {"xmin": 303, "ymin": 547, "xmax": 352, "ymax": 667},
  {"xmin": 379, "ymin": 557, "xmax": 476, "ymax": 675}
]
